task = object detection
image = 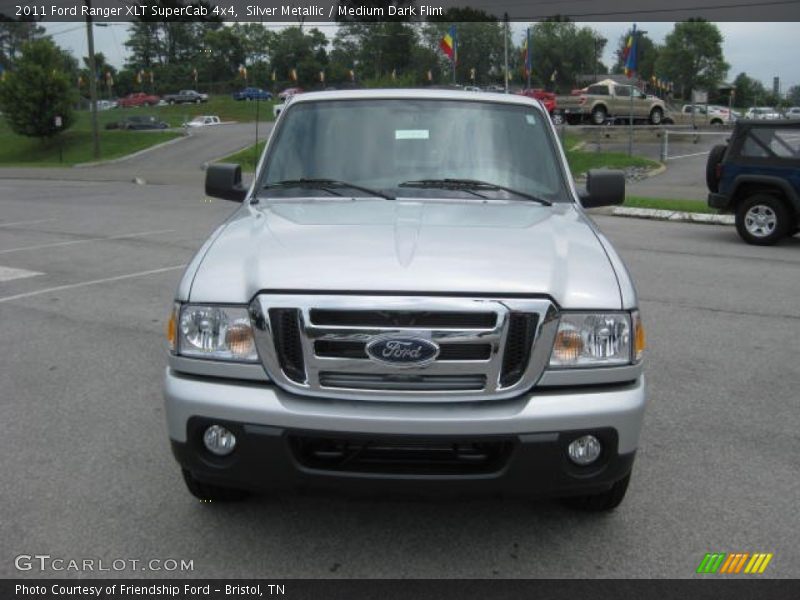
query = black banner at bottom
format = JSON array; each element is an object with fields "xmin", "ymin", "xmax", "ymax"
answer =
[{"xmin": 2, "ymin": 579, "xmax": 798, "ymax": 600}]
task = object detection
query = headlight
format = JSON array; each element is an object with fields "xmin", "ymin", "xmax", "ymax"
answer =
[
  {"xmin": 549, "ymin": 312, "xmax": 635, "ymax": 368},
  {"xmin": 177, "ymin": 304, "xmax": 258, "ymax": 362}
]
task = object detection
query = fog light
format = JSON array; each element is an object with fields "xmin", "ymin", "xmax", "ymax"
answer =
[
  {"xmin": 203, "ymin": 425, "xmax": 236, "ymax": 456},
  {"xmin": 567, "ymin": 435, "xmax": 602, "ymax": 466}
]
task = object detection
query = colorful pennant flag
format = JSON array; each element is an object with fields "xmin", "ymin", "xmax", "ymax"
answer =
[{"xmin": 439, "ymin": 25, "xmax": 457, "ymax": 62}]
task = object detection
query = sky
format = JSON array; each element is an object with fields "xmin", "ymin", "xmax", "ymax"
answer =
[{"xmin": 43, "ymin": 21, "xmax": 799, "ymax": 94}]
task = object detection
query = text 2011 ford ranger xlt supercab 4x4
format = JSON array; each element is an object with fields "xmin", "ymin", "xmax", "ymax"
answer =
[{"xmin": 164, "ymin": 90, "xmax": 647, "ymax": 510}]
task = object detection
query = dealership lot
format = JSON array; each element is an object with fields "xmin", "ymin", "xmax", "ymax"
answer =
[{"xmin": 1, "ymin": 173, "xmax": 798, "ymax": 578}]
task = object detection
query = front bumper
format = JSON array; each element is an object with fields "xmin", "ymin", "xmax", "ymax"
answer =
[{"xmin": 164, "ymin": 369, "xmax": 646, "ymax": 495}]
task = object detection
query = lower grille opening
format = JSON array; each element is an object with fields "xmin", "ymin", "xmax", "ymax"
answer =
[
  {"xmin": 318, "ymin": 372, "xmax": 486, "ymax": 391},
  {"xmin": 290, "ymin": 435, "xmax": 514, "ymax": 475}
]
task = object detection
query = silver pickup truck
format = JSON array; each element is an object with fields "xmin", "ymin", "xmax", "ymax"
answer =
[{"xmin": 164, "ymin": 89, "xmax": 647, "ymax": 510}]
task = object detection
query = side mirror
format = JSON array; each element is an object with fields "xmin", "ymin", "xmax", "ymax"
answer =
[
  {"xmin": 579, "ymin": 169, "xmax": 625, "ymax": 208},
  {"xmin": 205, "ymin": 163, "xmax": 247, "ymax": 202}
]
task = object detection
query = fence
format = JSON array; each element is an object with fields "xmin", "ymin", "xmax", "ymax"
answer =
[{"xmin": 659, "ymin": 129, "xmax": 733, "ymax": 161}]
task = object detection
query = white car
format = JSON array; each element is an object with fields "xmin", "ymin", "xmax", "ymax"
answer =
[
  {"xmin": 784, "ymin": 107, "xmax": 800, "ymax": 119},
  {"xmin": 183, "ymin": 115, "xmax": 221, "ymax": 128},
  {"xmin": 745, "ymin": 107, "xmax": 781, "ymax": 120}
]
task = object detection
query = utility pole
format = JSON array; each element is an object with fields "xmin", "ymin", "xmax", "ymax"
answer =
[
  {"xmin": 503, "ymin": 13, "xmax": 509, "ymax": 93},
  {"xmin": 84, "ymin": 0, "xmax": 99, "ymax": 159}
]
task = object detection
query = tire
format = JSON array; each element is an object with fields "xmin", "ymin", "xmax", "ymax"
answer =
[
  {"xmin": 649, "ymin": 107, "xmax": 663, "ymax": 125},
  {"xmin": 561, "ymin": 472, "xmax": 631, "ymax": 512},
  {"xmin": 735, "ymin": 194, "xmax": 791, "ymax": 245},
  {"xmin": 705, "ymin": 144, "xmax": 727, "ymax": 193},
  {"xmin": 591, "ymin": 105, "xmax": 607, "ymax": 125},
  {"xmin": 181, "ymin": 470, "xmax": 249, "ymax": 502},
  {"xmin": 195, "ymin": 99, "xmax": 201, "ymax": 104},
  {"xmin": 551, "ymin": 112, "xmax": 564, "ymax": 126},
  {"xmin": 169, "ymin": 99, "xmax": 175, "ymax": 105}
]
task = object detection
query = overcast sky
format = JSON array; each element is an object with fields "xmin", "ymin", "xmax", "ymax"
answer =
[{"xmin": 44, "ymin": 21, "xmax": 799, "ymax": 94}]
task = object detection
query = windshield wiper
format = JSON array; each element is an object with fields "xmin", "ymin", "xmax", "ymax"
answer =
[
  {"xmin": 398, "ymin": 178, "xmax": 552, "ymax": 206},
  {"xmin": 262, "ymin": 178, "xmax": 394, "ymax": 200}
]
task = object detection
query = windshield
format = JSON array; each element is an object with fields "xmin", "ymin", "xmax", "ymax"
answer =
[{"xmin": 257, "ymin": 98, "xmax": 571, "ymax": 203}]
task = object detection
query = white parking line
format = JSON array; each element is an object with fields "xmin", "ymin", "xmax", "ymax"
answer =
[
  {"xmin": 0, "ymin": 265, "xmax": 187, "ymax": 304},
  {"xmin": 0, "ymin": 219, "xmax": 56, "ymax": 228},
  {"xmin": 0, "ymin": 228, "xmax": 175, "ymax": 255},
  {"xmin": 0, "ymin": 265, "xmax": 44, "ymax": 282}
]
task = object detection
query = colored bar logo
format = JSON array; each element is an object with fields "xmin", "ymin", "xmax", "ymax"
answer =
[{"xmin": 697, "ymin": 552, "xmax": 773, "ymax": 574}]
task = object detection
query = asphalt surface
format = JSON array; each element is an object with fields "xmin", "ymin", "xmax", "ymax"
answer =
[{"xmin": 1, "ymin": 172, "xmax": 798, "ymax": 579}]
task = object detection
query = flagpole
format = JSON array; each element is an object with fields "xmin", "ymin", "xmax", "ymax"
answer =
[
  {"xmin": 503, "ymin": 13, "xmax": 509, "ymax": 93},
  {"xmin": 526, "ymin": 27, "xmax": 531, "ymax": 90},
  {"xmin": 452, "ymin": 26, "xmax": 457, "ymax": 85}
]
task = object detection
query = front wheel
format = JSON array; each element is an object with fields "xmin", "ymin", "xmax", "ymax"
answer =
[
  {"xmin": 736, "ymin": 194, "xmax": 791, "ymax": 245},
  {"xmin": 561, "ymin": 473, "xmax": 631, "ymax": 511},
  {"xmin": 181, "ymin": 470, "xmax": 249, "ymax": 502},
  {"xmin": 591, "ymin": 106, "xmax": 607, "ymax": 125},
  {"xmin": 649, "ymin": 107, "xmax": 663, "ymax": 125},
  {"xmin": 551, "ymin": 112, "xmax": 564, "ymax": 126}
]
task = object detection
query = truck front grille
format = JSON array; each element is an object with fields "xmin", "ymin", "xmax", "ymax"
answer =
[{"xmin": 251, "ymin": 294, "xmax": 557, "ymax": 402}]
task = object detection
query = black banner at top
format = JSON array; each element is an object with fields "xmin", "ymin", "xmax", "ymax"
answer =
[{"xmin": 1, "ymin": 0, "xmax": 800, "ymax": 22}]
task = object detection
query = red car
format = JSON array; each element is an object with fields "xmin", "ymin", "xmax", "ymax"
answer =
[
  {"xmin": 519, "ymin": 88, "xmax": 557, "ymax": 114},
  {"xmin": 118, "ymin": 92, "xmax": 161, "ymax": 108}
]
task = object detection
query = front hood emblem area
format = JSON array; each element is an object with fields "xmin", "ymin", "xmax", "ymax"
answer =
[{"xmin": 365, "ymin": 335, "xmax": 440, "ymax": 368}]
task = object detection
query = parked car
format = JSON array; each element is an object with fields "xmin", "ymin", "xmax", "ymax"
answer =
[
  {"xmin": 783, "ymin": 107, "xmax": 800, "ymax": 119},
  {"xmin": 278, "ymin": 87, "xmax": 304, "ymax": 101},
  {"xmin": 183, "ymin": 115, "xmax": 221, "ymax": 127},
  {"xmin": 744, "ymin": 107, "xmax": 781, "ymax": 120},
  {"xmin": 558, "ymin": 79, "xmax": 666, "ymax": 125},
  {"xmin": 105, "ymin": 115, "xmax": 168, "ymax": 130},
  {"xmin": 163, "ymin": 90, "xmax": 208, "ymax": 105},
  {"xmin": 519, "ymin": 88, "xmax": 562, "ymax": 124},
  {"xmin": 94, "ymin": 99, "xmax": 117, "ymax": 111},
  {"xmin": 117, "ymin": 92, "xmax": 161, "ymax": 108},
  {"xmin": 233, "ymin": 87, "xmax": 272, "ymax": 101},
  {"xmin": 165, "ymin": 89, "xmax": 647, "ymax": 510},
  {"xmin": 707, "ymin": 120, "xmax": 800, "ymax": 245}
]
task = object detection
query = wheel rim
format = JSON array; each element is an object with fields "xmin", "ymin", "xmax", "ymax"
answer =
[
  {"xmin": 652, "ymin": 110, "xmax": 661, "ymax": 124},
  {"xmin": 592, "ymin": 110, "xmax": 605, "ymax": 124},
  {"xmin": 744, "ymin": 205, "xmax": 777, "ymax": 237}
]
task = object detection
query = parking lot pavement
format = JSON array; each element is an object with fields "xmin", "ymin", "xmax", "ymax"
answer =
[{"xmin": 1, "ymin": 180, "xmax": 798, "ymax": 578}]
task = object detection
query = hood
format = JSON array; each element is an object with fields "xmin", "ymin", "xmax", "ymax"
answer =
[{"xmin": 188, "ymin": 199, "xmax": 622, "ymax": 309}]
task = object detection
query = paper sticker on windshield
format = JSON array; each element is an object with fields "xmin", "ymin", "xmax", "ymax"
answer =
[
  {"xmin": 526, "ymin": 114, "xmax": 537, "ymax": 125},
  {"xmin": 395, "ymin": 129, "xmax": 430, "ymax": 140}
]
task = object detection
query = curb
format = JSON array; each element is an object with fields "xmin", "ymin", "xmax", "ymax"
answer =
[
  {"xmin": 73, "ymin": 132, "xmax": 189, "ymax": 168},
  {"xmin": 589, "ymin": 206, "xmax": 734, "ymax": 226}
]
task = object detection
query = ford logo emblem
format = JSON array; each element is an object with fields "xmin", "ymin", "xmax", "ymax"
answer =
[{"xmin": 365, "ymin": 336, "xmax": 440, "ymax": 367}]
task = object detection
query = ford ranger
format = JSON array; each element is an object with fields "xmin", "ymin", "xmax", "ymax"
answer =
[{"xmin": 164, "ymin": 89, "xmax": 647, "ymax": 510}]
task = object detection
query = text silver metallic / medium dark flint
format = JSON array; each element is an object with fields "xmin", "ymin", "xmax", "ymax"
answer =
[{"xmin": 365, "ymin": 337, "xmax": 440, "ymax": 367}]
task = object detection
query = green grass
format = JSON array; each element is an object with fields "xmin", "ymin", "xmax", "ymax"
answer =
[
  {"xmin": 0, "ymin": 95, "xmax": 275, "ymax": 167},
  {"xmin": 624, "ymin": 196, "xmax": 714, "ymax": 214},
  {"xmin": 566, "ymin": 149, "xmax": 658, "ymax": 177},
  {"xmin": 219, "ymin": 140, "xmax": 266, "ymax": 172}
]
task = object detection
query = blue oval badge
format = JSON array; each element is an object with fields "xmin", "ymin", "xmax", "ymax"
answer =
[{"xmin": 365, "ymin": 336, "xmax": 440, "ymax": 367}]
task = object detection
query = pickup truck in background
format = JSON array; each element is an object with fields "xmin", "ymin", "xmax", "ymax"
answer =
[
  {"xmin": 558, "ymin": 79, "xmax": 667, "ymax": 126},
  {"xmin": 163, "ymin": 90, "xmax": 209, "ymax": 105}
]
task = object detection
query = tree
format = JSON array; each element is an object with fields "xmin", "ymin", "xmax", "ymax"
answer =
[
  {"xmin": 655, "ymin": 20, "xmax": 729, "ymax": 99},
  {"xmin": 423, "ymin": 9, "xmax": 505, "ymax": 85},
  {"xmin": 528, "ymin": 20, "xmax": 608, "ymax": 91},
  {"xmin": 731, "ymin": 72, "xmax": 767, "ymax": 108},
  {"xmin": 787, "ymin": 84, "xmax": 800, "ymax": 106},
  {"xmin": 612, "ymin": 28, "xmax": 658, "ymax": 83},
  {"xmin": 0, "ymin": 17, "xmax": 45, "ymax": 67},
  {"xmin": 0, "ymin": 38, "xmax": 77, "ymax": 138}
]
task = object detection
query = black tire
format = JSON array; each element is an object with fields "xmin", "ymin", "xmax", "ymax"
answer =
[
  {"xmin": 591, "ymin": 105, "xmax": 607, "ymax": 125},
  {"xmin": 705, "ymin": 144, "xmax": 728, "ymax": 193},
  {"xmin": 195, "ymin": 98, "xmax": 201, "ymax": 104},
  {"xmin": 168, "ymin": 99, "xmax": 175, "ymax": 105},
  {"xmin": 551, "ymin": 111, "xmax": 564, "ymax": 126},
  {"xmin": 649, "ymin": 107, "xmax": 663, "ymax": 125},
  {"xmin": 561, "ymin": 473, "xmax": 631, "ymax": 512},
  {"xmin": 735, "ymin": 194, "xmax": 791, "ymax": 245},
  {"xmin": 181, "ymin": 469, "xmax": 249, "ymax": 502}
]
